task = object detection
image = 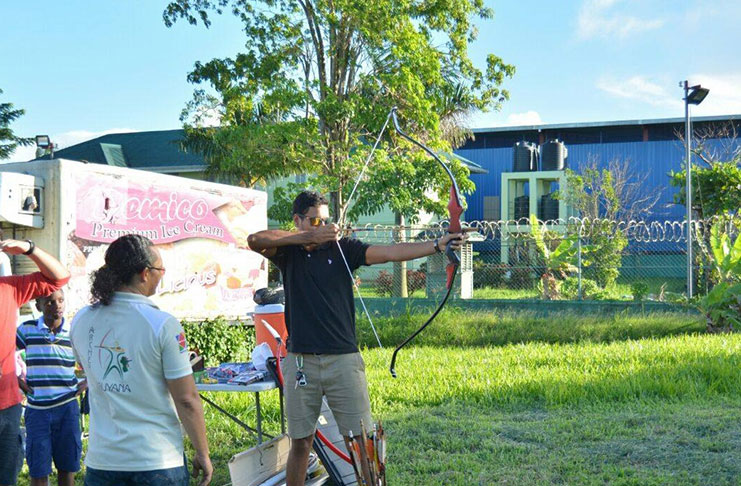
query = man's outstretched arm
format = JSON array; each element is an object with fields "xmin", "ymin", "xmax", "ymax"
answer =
[{"xmin": 365, "ymin": 232, "xmax": 465, "ymax": 265}]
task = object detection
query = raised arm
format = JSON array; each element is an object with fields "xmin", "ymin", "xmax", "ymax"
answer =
[
  {"xmin": 248, "ymin": 225, "xmax": 340, "ymax": 258},
  {"xmin": 0, "ymin": 239, "xmax": 70, "ymax": 281}
]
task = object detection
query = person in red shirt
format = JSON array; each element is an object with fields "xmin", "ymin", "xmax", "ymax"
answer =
[{"xmin": 0, "ymin": 236, "xmax": 70, "ymax": 486}]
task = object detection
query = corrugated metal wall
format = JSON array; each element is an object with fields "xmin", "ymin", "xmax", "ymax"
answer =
[{"xmin": 456, "ymin": 138, "xmax": 740, "ymax": 222}]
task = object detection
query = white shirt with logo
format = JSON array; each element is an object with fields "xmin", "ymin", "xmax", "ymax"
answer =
[{"xmin": 70, "ymin": 292, "xmax": 193, "ymax": 471}]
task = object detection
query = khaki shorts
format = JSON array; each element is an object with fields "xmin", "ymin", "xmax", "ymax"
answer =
[{"xmin": 282, "ymin": 352, "xmax": 372, "ymax": 439}]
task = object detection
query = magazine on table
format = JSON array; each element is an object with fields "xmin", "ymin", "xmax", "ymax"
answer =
[{"xmin": 227, "ymin": 369, "xmax": 268, "ymax": 386}]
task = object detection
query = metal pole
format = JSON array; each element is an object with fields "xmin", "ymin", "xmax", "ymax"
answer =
[
  {"xmin": 577, "ymin": 236, "xmax": 583, "ymax": 300},
  {"xmin": 684, "ymin": 80, "xmax": 693, "ymax": 300}
]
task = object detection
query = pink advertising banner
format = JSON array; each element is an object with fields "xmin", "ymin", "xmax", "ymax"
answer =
[
  {"xmin": 75, "ymin": 173, "xmax": 256, "ymax": 245},
  {"xmin": 68, "ymin": 172, "xmax": 268, "ymax": 320}
]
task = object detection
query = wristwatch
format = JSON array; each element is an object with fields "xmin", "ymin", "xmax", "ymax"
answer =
[
  {"xmin": 433, "ymin": 238, "xmax": 442, "ymax": 253},
  {"xmin": 23, "ymin": 239, "xmax": 35, "ymax": 255}
]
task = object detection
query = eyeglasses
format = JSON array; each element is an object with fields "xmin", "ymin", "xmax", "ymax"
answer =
[
  {"xmin": 147, "ymin": 266, "xmax": 166, "ymax": 273},
  {"xmin": 299, "ymin": 215, "xmax": 331, "ymax": 227}
]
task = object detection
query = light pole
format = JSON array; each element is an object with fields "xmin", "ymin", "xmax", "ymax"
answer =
[{"xmin": 681, "ymin": 80, "xmax": 709, "ymax": 300}]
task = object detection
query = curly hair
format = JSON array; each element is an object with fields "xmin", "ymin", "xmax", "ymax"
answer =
[
  {"xmin": 90, "ymin": 235, "xmax": 156, "ymax": 306},
  {"xmin": 292, "ymin": 190, "xmax": 328, "ymax": 216}
]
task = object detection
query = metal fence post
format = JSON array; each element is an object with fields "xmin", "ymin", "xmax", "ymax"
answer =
[{"xmin": 577, "ymin": 235, "xmax": 583, "ymax": 300}]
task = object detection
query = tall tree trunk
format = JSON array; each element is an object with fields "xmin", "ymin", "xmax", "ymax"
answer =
[
  {"xmin": 328, "ymin": 146, "xmax": 343, "ymax": 220},
  {"xmin": 392, "ymin": 212, "xmax": 408, "ymax": 297}
]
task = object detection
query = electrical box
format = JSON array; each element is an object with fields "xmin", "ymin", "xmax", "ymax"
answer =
[{"xmin": 0, "ymin": 172, "xmax": 45, "ymax": 228}]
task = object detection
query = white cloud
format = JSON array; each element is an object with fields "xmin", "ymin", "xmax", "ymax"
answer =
[
  {"xmin": 687, "ymin": 73, "xmax": 741, "ymax": 116},
  {"xmin": 3, "ymin": 128, "xmax": 136, "ymax": 163},
  {"xmin": 577, "ymin": 0, "xmax": 665, "ymax": 40},
  {"xmin": 598, "ymin": 73, "xmax": 741, "ymax": 116},
  {"xmin": 504, "ymin": 111, "xmax": 543, "ymax": 126},
  {"xmin": 597, "ymin": 75, "xmax": 682, "ymax": 108},
  {"xmin": 3, "ymin": 145, "xmax": 37, "ymax": 164}
]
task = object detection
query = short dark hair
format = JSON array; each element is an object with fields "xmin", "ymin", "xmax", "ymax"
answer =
[
  {"xmin": 292, "ymin": 190, "xmax": 328, "ymax": 216},
  {"xmin": 37, "ymin": 288, "xmax": 64, "ymax": 305}
]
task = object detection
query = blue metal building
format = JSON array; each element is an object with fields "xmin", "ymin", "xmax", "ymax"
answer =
[{"xmin": 455, "ymin": 114, "xmax": 741, "ymax": 222}]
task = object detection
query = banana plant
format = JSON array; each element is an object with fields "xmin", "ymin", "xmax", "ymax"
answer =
[
  {"xmin": 708, "ymin": 220, "xmax": 741, "ymax": 280},
  {"xmin": 698, "ymin": 219, "xmax": 741, "ymax": 332},
  {"xmin": 530, "ymin": 214, "xmax": 587, "ymax": 300}
]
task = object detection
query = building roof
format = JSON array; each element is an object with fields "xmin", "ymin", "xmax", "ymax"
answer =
[
  {"xmin": 445, "ymin": 151, "xmax": 487, "ymax": 174},
  {"xmin": 33, "ymin": 129, "xmax": 204, "ymax": 173},
  {"xmin": 33, "ymin": 128, "xmax": 488, "ymax": 174},
  {"xmin": 462, "ymin": 113, "xmax": 741, "ymax": 149},
  {"xmin": 471, "ymin": 113, "xmax": 741, "ymax": 134}
]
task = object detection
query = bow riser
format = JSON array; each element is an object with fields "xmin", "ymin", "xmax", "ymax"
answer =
[{"xmin": 446, "ymin": 185, "xmax": 464, "ymax": 287}]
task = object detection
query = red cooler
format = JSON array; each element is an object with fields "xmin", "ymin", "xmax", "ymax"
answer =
[{"xmin": 254, "ymin": 304, "xmax": 287, "ymax": 358}]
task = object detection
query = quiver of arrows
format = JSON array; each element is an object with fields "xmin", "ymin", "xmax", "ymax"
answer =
[{"xmin": 345, "ymin": 420, "xmax": 386, "ymax": 486}]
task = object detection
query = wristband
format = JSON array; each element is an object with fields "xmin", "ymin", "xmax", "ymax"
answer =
[
  {"xmin": 23, "ymin": 240, "xmax": 35, "ymax": 255},
  {"xmin": 433, "ymin": 238, "xmax": 442, "ymax": 253}
]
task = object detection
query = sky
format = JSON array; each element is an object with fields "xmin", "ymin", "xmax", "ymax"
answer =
[{"xmin": 2, "ymin": 0, "xmax": 740, "ymax": 162}]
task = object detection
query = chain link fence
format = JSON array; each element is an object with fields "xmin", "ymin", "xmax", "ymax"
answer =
[{"xmin": 331, "ymin": 216, "xmax": 740, "ymax": 302}]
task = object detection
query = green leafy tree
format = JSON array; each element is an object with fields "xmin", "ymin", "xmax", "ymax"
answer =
[
  {"xmin": 163, "ymin": 0, "xmax": 514, "ymax": 222},
  {"xmin": 0, "ymin": 89, "xmax": 33, "ymax": 160},
  {"xmin": 668, "ymin": 123, "xmax": 741, "ymax": 295},
  {"xmin": 669, "ymin": 160, "xmax": 741, "ymax": 219},
  {"xmin": 669, "ymin": 121, "xmax": 741, "ymax": 219},
  {"xmin": 557, "ymin": 161, "xmax": 639, "ymax": 288}
]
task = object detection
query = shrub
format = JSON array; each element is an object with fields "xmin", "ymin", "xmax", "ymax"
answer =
[
  {"xmin": 473, "ymin": 261, "xmax": 509, "ymax": 288},
  {"xmin": 182, "ymin": 317, "xmax": 255, "ymax": 367},
  {"xmin": 407, "ymin": 270, "xmax": 426, "ymax": 294},
  {"xmin": 375, "ymin": 270, "xmax": 393, "ymax": 295},
  {"xmin": 375, "ymin": 269, "xmax": 427, "ymax": 296},
  {"xmin": 561, "ymin": 277, "xmax": 604, "ymax": 300},
  {"xmin": 583, "ymin": 232, "xmax": 627, "ymax": 288},
  {"xmin": 631, "ymin": 281, "xmax": 649, "ymax": 301},
  {"xmin": 508, "ymin": 266, "xmax": 535, "ymax": 289}
]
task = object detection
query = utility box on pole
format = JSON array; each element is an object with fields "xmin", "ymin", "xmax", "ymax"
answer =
[{"xmin": 425, "ymin": 241, "xmax": 473, "ymax": 299}]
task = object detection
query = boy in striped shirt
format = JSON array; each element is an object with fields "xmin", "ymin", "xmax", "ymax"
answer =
[{"xmin": 16, "ymin": 289, "xmax": 85, "ymax": 486}]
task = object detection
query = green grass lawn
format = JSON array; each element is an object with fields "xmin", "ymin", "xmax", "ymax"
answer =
[
  {"xmin": 356, "ymin": 285, "xmax": 543, "ymax": 299},
  {"xmin": 357, "ymin": 276, "xmax": 687, "ymax": 301},
  {"xmin": 21, "ymin": 311, "xmax": 740, "ymax": 486}
]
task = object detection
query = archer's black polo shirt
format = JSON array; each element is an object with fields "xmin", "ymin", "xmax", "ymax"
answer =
[{"xmin": 268, "ymin": 238, "xmax": 370, "ymax": 354}]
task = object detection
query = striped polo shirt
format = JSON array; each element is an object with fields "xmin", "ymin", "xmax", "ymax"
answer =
[{"xmin": 16, "ymin": 316, "xmax": 79, "ymax": 408}]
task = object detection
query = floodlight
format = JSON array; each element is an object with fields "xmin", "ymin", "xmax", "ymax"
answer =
[
  {"xmin": 686, "ymin": 85, "xmax": 709, "ymax": 105},
  {"xmin": 35, "ymin": 135, "xmax": 51, "ymax": 148}
]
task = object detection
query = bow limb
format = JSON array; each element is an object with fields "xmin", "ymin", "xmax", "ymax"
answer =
[{"xmin": 388, "ymin": 107, "xmax": 464, "ymax": 378}]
